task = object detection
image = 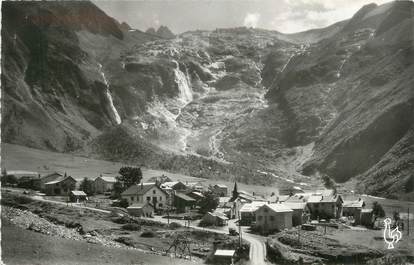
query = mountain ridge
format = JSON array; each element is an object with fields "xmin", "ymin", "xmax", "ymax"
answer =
[{"xmin": 2, "ymin": 0, "xmax": 413, "ymax": 200}]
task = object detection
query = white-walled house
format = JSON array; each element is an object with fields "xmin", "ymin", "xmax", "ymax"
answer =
[
  {"xmin": 93, "ymin": 176, "xmax": 116, "ymax": 194},
  {"xmin": 255, "ymin": 204, "xmax": 293, "ymax": 233},
  {"xmin": 121, "ymin": 183, "xmax": 169, "ymax": 210}
]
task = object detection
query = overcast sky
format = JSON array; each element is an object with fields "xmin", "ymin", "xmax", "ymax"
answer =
[{"xmin": 94, "ymin": 0, "xmax": 391, "ymax": 34}]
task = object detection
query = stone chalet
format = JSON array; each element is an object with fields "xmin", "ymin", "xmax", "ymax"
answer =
[
  {"xmin": 173, "ymin": 192, "xmax": 196, "ymax": 213},
  {"xmin": 160, "ymin": 181, "xmax": 187, "ymax": 193},
  {"xmin": 121, "ymin": 183, "xmax": 168, "ymax": 210},
  {"xmin": 307, "ymin": 194, "xmax": 343, "ymax": 220},
  {"xmin": 211, "ymin": 184, "xmax": 228, "ymax": 197},
  {"xmin": 93, "ymin": 175, "xmax": 117, "ymax": 194},
  {"xmin": 342, "ymin": 198, "xmax": 365, "ymax": 224},
  {"xmin": 44, "ymin": 176, "xmax": 77, "ymax": 196},
  {"xmin": 39, "ymin": 172, "xmax": 63, "ymax": 191}
]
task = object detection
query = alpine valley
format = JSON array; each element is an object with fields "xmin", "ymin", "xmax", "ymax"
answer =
[{"xmin": 2, "ymin": 1, "xmax": 414, "ymax": 200}]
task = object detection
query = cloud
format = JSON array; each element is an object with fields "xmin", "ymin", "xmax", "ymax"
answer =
[
  {"xmin": 243, "ymin": 12, "xmax": 261, "ymax": 28},
  {"xmin": 272, "ymin": 0, "xmax": 390, "ymax": 33}
]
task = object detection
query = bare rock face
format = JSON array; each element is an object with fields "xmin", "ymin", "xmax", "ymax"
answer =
[
  {"xmin": 156, "ymin": 26, "xmax": 175, "ymax": 39},
  {"xmin": 262, "ymin": 1, "xmax": 414, "ymax": 199},
  {"xmin": 145, "ymin": 27, "xmax": 157, "ymax": 35},
  {"xmin": 145, "ymin": 26, "xmax": 175, "ymax": 39},
  {"xmin": 2, "ymin": 1, "xmax": 413, "ymax": 200}
]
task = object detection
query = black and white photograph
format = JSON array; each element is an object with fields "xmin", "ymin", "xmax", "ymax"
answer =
[{"xmin": 1, "ymin": 0, "xmax": 413, "ymax": 264}]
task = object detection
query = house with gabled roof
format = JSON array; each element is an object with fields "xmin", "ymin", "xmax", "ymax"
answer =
[
  {"xmin": 239, "ymin": 201, "xmax": 267, "ymax": 225},
  {"xmin": 185, "ymin": 181, "xmax": 205, "ymax": 192},
  {"xmin": 39, "ymin": 172, "xmax": 63, "ymax": 191},
  {"xmin": 160, "ymin": 181, "xmax": 187, "ymax": 192},
  {"xmin": 121, "ymin": 182, "xmax": 169, "ymax": 210},
  {"xmin": 70, "ymin": 190, "xmax": 87, "ymax": 202},
  {"xmin": 44, "ymin": 176, "xmax": 77, "ymax": 196},
  {"xmin": 307, "ymin": 194, "xmax": 343, "ymax": 220},
  {"xmin": 127, "ymin": 203, "xmax": 154, "ymax": 217},
  {"xmin": 93, "ymin": 175, "xmax": 117, "ymax": 194},
  {"xmin": 342, "ymin": 198, "xmax": 365, "ymax": 224},
  {"xmin": 201, "ymin": 210, "xmax": 229, "ymax": 226},
  {"xmin": 211, "ymin": 184, "xmax": 228, "ymax": 197},
  {"xmin": 255, "ymin": 203, "xmax": 293, "ymax": 233},
  {"xmin": 282, "ymin": 202, "xmax": 310, "ymax": 226},
  {"xmin": 173, "ymin": 192, "xmax": 196, "ymax": 213}
]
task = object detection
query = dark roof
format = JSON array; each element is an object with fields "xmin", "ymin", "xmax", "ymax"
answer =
[
  {"xmin": 44, "ymin": 176, "xmax": 77, "ymax": 185},
  {"xmin": 96, "ymin": 176, "xmax": 117, "ymax": 183},
  {"xmin": 188, "ymin": 191, "xmax": 205, "ymax": 199},
  {"xmin": 42, "ymin": 172, "xmax": 63, "ymax": 179},
  {"xmin": 122, "ymin": 183, "xmax": 168, "ymax": 196},
  {"xmin": 175, "ymin": 192, "xmax": 196, "ymax": 202}
]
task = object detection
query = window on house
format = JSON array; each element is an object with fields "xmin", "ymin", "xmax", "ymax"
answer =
[
  {"xmin": 270, "ymin": 216, "xmax": 275, "ymax": 221},
  {"xmin": 264, "ymin": 208, "xmax": 268, "ymax": 213},
  {"xmin": 137, "ymin": 197, "xmax": 139, "ymax": 202},
  {"xmin": 131, "ymin": 197, "xmax": 134, "ymax": 201},
  {"xmin": 159, "ymin": 196, "xmax": 162, "ymax": 201},
  {"xmin": 159, "ymin": 203, "xmax": 163, "ymax": 208},
  {"xmin": 147, "ymin": 196, "xmax": 151, "ymax": 201},
  {"xmin": 153, "ymin": 190, "xmax": 156, "ymax": 194}
]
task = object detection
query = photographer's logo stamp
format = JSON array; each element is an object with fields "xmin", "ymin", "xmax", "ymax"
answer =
[{"xmin": 383, "ymin": 218, "xmax": 402, "ymax": 249}]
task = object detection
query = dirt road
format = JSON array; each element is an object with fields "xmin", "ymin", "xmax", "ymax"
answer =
[
  {"xmin": 243, "ymin": 233, "xmax": 268, "ymax": 265},
  {"xmin": 144, "ymin": 216, "xmax": 269, "ymax": 265}
]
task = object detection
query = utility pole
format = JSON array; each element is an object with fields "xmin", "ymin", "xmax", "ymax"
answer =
[
  {"xmin": 238, "ymin": 212, "xmax": 242, "ymax": 247},
  {"xmin": 408, "ymin": 207, "xmax": 410, "ymax": 236}
]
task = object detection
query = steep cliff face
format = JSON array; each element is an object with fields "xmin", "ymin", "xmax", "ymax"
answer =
[
  {"xmin": 262, "ymin": 1, "xmax": 414, "ymax": 199},
  {"xmin": 1, "ymin": 1, "xmax": 121, "ymax": 151},
  {"xmin": 1, "ymin": 1, "xmax": 170, "ymax": 152},
  {"xmin": 2, "ymin": 1, "xmax": 413, "ymax": 200}
]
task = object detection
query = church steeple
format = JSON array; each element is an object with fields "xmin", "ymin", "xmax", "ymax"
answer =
[{"xmin": 232, "ymin": 182, "xmax": 239, "ymax": 199}]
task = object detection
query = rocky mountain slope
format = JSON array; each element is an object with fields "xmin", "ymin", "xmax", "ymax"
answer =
[
  {"xmin": 260, "ymin": 1, "xmax": 414, "ymax": 200},
  {"xmin": 2, "ymin": 1, "xmax": 413, "ymax": 200}
]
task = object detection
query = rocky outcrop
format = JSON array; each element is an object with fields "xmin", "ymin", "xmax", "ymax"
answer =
[
  {"xmin": 262, "ymin": 1, "xmax": 414, "ymax": 199},
  {"xmin": 145, "ymin": 26, "xmax": 175, "ymax": 39}
]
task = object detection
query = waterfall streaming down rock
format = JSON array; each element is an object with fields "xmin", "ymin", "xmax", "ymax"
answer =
[
  {"xmin": 98, "ymin": 63, "xmax": 122, "ymax": 125},
  {"xmin": 172, "ymin": 60, "xmax": 193, "ymax": 104}
]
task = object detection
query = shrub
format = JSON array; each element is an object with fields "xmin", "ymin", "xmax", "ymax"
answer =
[
  {"xmin": 15, "ymin": 196, "xmax": 34, "ymax": 204},
  {"xmin": 122, "ymin": 223, "xmax": 141, "ymax": 231},
  {"xmin": 111, "ymin": 216, "xmax": 132, "ymax": 224},
  {"xmin": 114, "ymin": 236, "xmax": 134, "ymax": 246},
  {"xmin": 140, "ymin": 231, "xmax": 156, "ymax": 238},
  {"xmin": 169, "ymin": 222, "xmax": 182, "ymax": 229}
]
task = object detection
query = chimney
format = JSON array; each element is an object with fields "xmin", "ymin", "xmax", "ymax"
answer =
[{"xmin": 141, "ymin": 182, "xmax": 144, "ymax": 190}]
